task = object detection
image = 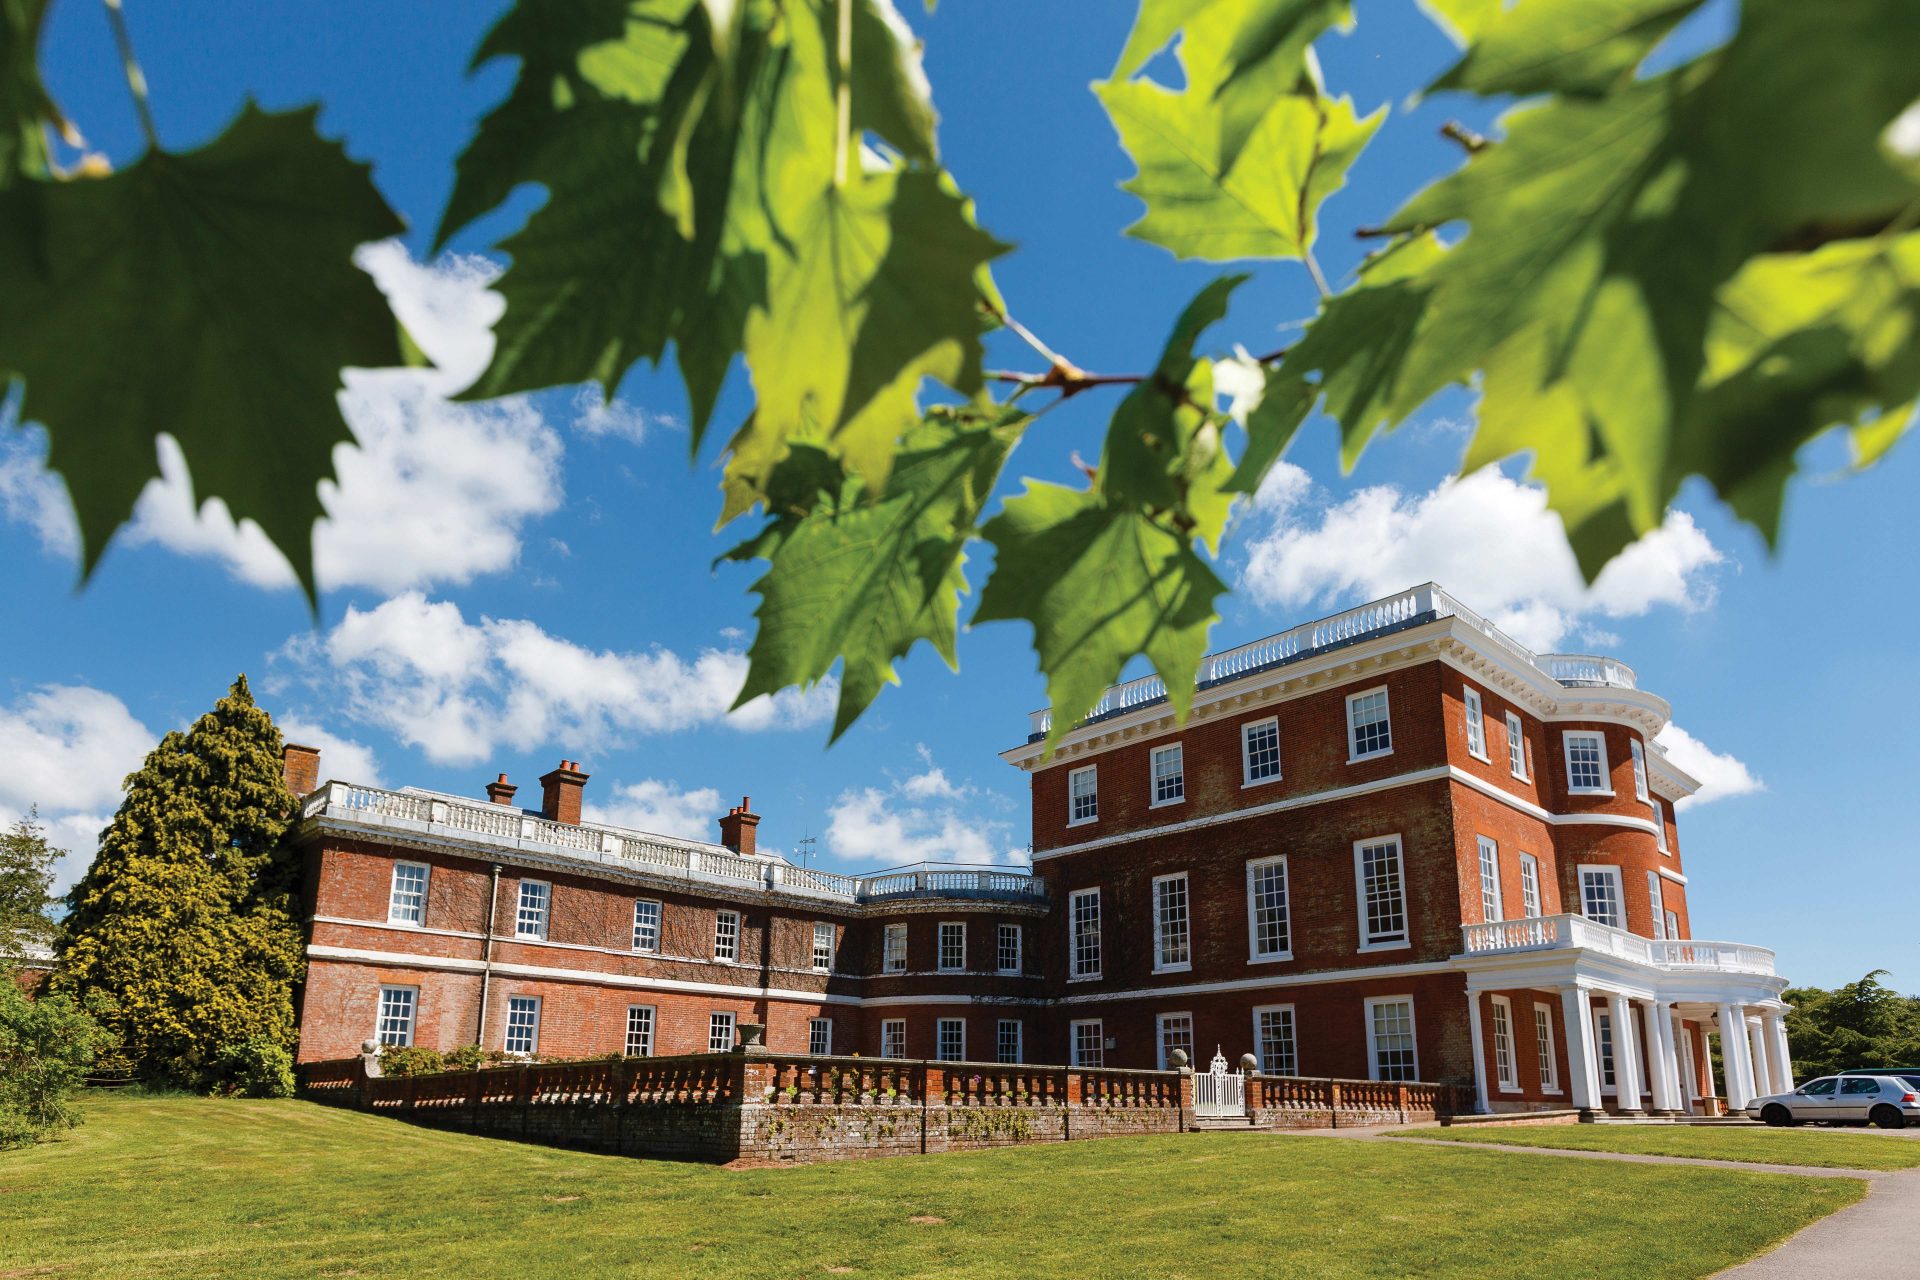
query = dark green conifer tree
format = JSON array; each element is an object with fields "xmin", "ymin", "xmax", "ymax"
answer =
[{"xmin": 55, "ymin": 676, "xmax": 304, "ymax": 1087}]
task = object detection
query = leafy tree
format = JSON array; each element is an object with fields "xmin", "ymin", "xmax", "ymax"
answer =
[
  {"xmin": 5, "ymin": 1, "xmax": 1919, "ymax": 743},
  {"xmin": 0, "ymin": 968, "xmax": 109, "ymax": 1148},
  {"xmin": 53, "ymin": 676, "xmax": 305, "ymax": 1089},
  {"xmin": 1782, "ymin": 970, "xmax": 1920, "ymax": 1081},
  {"xmin": 0, "ymin": 807, "xmax": 63, "ymax": 951}
]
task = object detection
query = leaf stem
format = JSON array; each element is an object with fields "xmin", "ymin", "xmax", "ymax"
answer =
[
  {"xmin": 833, "ymin": 0, "xmax": 853, "ymax": 189},
  {"xmin": 986, "ymin": 345, "xmax": 1290, "ymax": 400},
  {"xmin": 1304, "ymin": 248, "xmax": 1332, "ymax": 299},
  {"xmin": 103, "ymin": 0, "xmax": 159, "ymax": 151}
]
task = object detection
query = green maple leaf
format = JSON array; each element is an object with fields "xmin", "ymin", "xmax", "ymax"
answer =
[
  {"xmin": 1429, "ymin": 0, "xmax": 1708, "ymax": 97},
  {"xmin": 725, "ymin": 403, "xmax": 1024, "ymax": 741},
  {"xmin": 1, "ymin": 0, "xmax": 54, "ymax": 187},
  {"xmin": 0, "ymin": 104, "xmax": 406, "ymax": 593},
  {"xmin": 976, "ymin": 482, "xmax": 1227, "ymax": 752},
  {"xmin": 1099, "ymin": 0, "xmax": 1378, "ymax": 263}
]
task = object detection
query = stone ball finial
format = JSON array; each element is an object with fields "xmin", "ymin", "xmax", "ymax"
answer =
[
  {"xmin": 1239, "ymin": 1052, "xmax": 1259, "ymax": 1073},
  {"xmin": 361, "ymin": 1039, "xmax": 379, "ymax": 1056},
  {"xmin": 1168, "ymin": 1048, "xmax": 1190, "ymax": 1069}
]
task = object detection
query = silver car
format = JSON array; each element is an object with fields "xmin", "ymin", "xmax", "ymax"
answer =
[{"xmin": 1747, "ymin": 1074, "xmax": 1920, "ymax": 1129}]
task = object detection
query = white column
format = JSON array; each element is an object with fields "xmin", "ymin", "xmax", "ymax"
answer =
[
  {"xmin": 1561, "ymin": 985, "xmax": 1602, "ymax": 1114},
  {"xmin": 1607, "ymin": 991, "xmax": 1645, "ymax": 1113},
  {"xmin": 1645, "ymin": 1000, "xmax": 1679, "ymax": 1114},
  {"xmin": 1674, "ymin": 1015, "xmax": 1699, "ymax": 1110},
  {"xmin": 1465, "ymin": 990, "xmax": 1490, "ymax": 1114},
  {"xmin": 1719, "ymin": 1002, "xmax": 1754, "ymax": 1110},
  {"xmin": 1747, "ymin": 1016, "xmax": 1774, "ymax": 1097},
  {"xmin": 1766, "ymin": 1011, "xmax": 1794, "ymax": 1090}
]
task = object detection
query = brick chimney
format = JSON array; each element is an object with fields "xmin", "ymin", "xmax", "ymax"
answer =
[
  {"xmin": 539, "ymin": 760, "xmax": 589, "ymax": 825},
  {"xmin": 717, "ymin": 796, "xmax": 760, "ymax": 856},
  {"xmin": 283, "ymin": 743, "xmax": 321, "ymax": 797},
  {"xmin": 485, "ymin": 773, "xmax": 518, "ymax": 807}
]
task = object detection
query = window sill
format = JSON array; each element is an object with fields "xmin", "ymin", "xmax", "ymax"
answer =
[
  {"xmin": 1541, "ymin": 1086, "xmax": 1563, "ymax": 1096},
  {"xmin": 1498, "ymin": 1084, "xmax": 1523, "ymax": 1094},
  {"xmin": 1242, "ymin": 773, "xmax": 1283, "ymax": 789},
  {"xmin": 1149, "ymin": 796, "xmax": 1186, "ymax": 809},
  {"xmin": 1567, "ymin": 787, "xmax": 1616, "ymax": 798},
  {"xmin": 1467, "ymin": 750, "xmax": 1491, "ymax": 765},
  {"xmin": 1247, "ymin": 952, "xmax": 1294, "ymax": 965},
  {"xmin": 997, "ymin": 968, "xmax": 1022, "ymax": 977},
  {"xmin": 1067, "ymin": 973, "xmax": 1102, "ymax": 983},
  {"xmin": 1066, "ymin": 816, "xmax": 1098, "ymax": 829},
  {"xmin": 1349, "ymin": 748, "xmax": 1394, "ymax": 765},
  {"xmin": 1357, "ymin": 939, "xmax": 1412, "ymax": 954},
  {"xmin": 937, "ymin": 967, "xmax": 965, "ymax": 975},
  {"xmin": 1152, "ymin": 962, "xmax": 1192, "ymax": 975},
  {"xmin": 1510, "ymin": 770, "xmax": 1529, "ymax": 784}
]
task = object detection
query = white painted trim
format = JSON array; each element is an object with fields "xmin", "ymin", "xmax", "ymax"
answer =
[
  {"xmin": 1354, "ymin": 834, "xmax": 1410, "ymax": 950},
  {"xmin": 374, "ymin": 982, "xmax": 418, "ymax": 1048},
  {"xmin": 1518, "ymin": 852, "xmax": 1542, "ymax": 919},
  {"xmin": 387, "ymin": 860, "xmax": 430, "ymax": 926},
  {"xmin": 1346, "ymin": 685, "xmax": 1395, "ymax": 764},
  {"xmin": 1563, "ymin": 730, "xmax": 1614, "ymax": 796},
  {"xmin": 1251, "ymin": 1002, "xmax": 1299, "ymax": 1075},
  {"xmin": 936, "ymin": 919, "xmax": 967, "ymax": 973},
  {"xmin": 861, "ymin": 992, "xmax": 1049, "ymax": 1009},
  {"xmin": 882, "ymin": 921, "xmax": 908, "ymax": 974},
  {"xmin": 1245, "ymin": 854, "xmax": 1293, "ymax": 964},
  {"xmin": 1241, "ymin": 716, "xmax": 1283, "ymax": 787},
  {"xmin": 1630, "ymin": 738, "xmax": 1651, "ymax": 803},
  {"xmin": 879, "ymin": 1018, "xmax": 907, "ymax": 1059},
  {"xmin": 935, "ymin": 1016, "xmax": 966, "ymax": 1063},
  {"xmin": 514, "ymin": 878, "xmax": 551, "ymax": 942},
  {"xmin": 1463, "ymin": 687, "xmax": 1490, "ymax": 763},
  {"xmin": 1576, "ymin": 864, "xmax": 1626, "ymax": 930},
  {"xmin": 1364, "ymin": 994, "xmax": 1420, "ymax": 1083},
  {"xmin": 1657, "ymin": 866, "xmax": 1688, "ymax": 885},
  {"xmin": 1069, "ymin": 1018, "xmax": 1105, "ymax": 1067},
  {"xmin": 1477, "ymin": 835, "xmax": 1504, "ymax": 925},
  {"xmin": 1068, "ymin": 886, "xmax": 1102, "ymax": 981},
  {"xmin": 712, "ymin": 907, "xmax": 741, "ymax": 962},
  {"xmin": 1151, "ymin": 871, "xmax": 1192, "ymax": 974},
  {"xmin": 1505, "ymin": 710, "xmax": 1529, "ymax": 781},
  {"xmin": 996, "ymin": 921, "xmax": 1024, "ymax": 976},
  {"xmin": 1149, "ymin": 743, "xmax": 1186, "ymax": 808},
  {"xmin": 1054, "ymin": 957, "xmax": 1460, "ymax": 1005},
  {"xmin": 1067, "ymin": 763, "xmax": 1098, "ymax": 828}
]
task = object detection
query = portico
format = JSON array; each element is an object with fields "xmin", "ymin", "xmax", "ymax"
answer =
[{"xmin": 1458, "ymin": 915, "xmax": 1788, "ymax": 1117}]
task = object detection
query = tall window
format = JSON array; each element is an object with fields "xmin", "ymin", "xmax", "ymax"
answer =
[
  {"xmin": 1068, "ymin": 765, "xmax": 1098, "ymax": 825},
  {"xmin": 504, "ymin": 995, "xmax": 541, "ymax": 1056},
  {"xmin": 1156, "ymin": 1012, "xmax": 1194, "ymax": 1070},
  {"xmin": 1246, "ymin": 855, "xmax": 1291, "ymax": 961},
  {"xmin": 1355, "ymin": 837, "xmax": 1408, "ymax": 948},
  {"xmin": 376, "ymin": 985, "xmax": 416, "ymax": 1047},
  {"xmin": 1150, "ymin": 744, "xmax": 1185, "ymax": 806},
  {"xmin": 713, "ymin": 909, "xmax": 740, "ymax": 961},
  {"xmin": 938, "ymin": 921, "xmax": 966, "ymax": 972},
  {"xmin": 1347, "ymin": 688, "xmax": 1392, "ymax": 760},
  {"xmin": 1506, "ymin": 711, "xmax": 1528, "ymax": 779},
  {"xmin": 1477, "ymin": 836, "xmax": 1503, "ymax": 923},
  {"xmin": 1242, "ymin": 717, "xmax": 1281, "ymax": 785},
  {"xmin": 1564, "ymin": 731, "xmax": 1609, "ymax": 793},
  {"xmin": 1651, "ymin": 796, "xmax": 1669, "ymax": 853},
  {"xmin": 996, "ymin": 1019, "xmax": 1023, "ymax": 1064},
  {"xmin": 625, "ymin": 1005, "xmax": 655, "ymax": 1057},
  {"xmin": 1463, "ymin": 688, "xmax": 1487, "ymax": 759},
  {"xmin": 1069, "ymin": 888, "xmax": 1102, "ymax": 979},
  {"xmin": 632, "ymin": 899, "xmax": 661, "ymax": 953},
  {"xmin": 1152, "ymin": 873, "xmax": 1191, "ymax": 971},
  {"xmin": 708, "ymin": 1011, "xmax": 737, "ymax": 1053},
  {"xmin": 1490, "ymin": 995, "xmax": 1518, "ymax": 1091},
  {"xmin": 1367, "ymin": 998, "xmax": 1418, "ymax": 1082},
  {"xmin": 1580, "ymin": 866, "xmax": 1623, "ymax": 929},
  {"xmin": 936, "ymin": 1018, "xmax": 965, "ymax": 1062},
  {"xmin": 1648, "ymin": 872, "xmax": 1666, "ymax": 939},
  {"xmin": 515, "ymin": 879, "xmax": 549, "ymax": 940},
  {"xmin": 388, "ymin": 862, "xmax": 429, "ymax": 925},
  {"xmin": 1596, "ymin": 1012, "xmax": 1616, "ymax": 1090},
  {"xmin": 812, "ymin": 921, "xmax": 835, "ymax": 972},
  {"xmin": 1518, "ymin": 853, "xmax": 1542, "ymax": 919},
  {"xmin": 996, "ymin": 923, "xmax": 1022, "ymax": 975},
  {"xmin": 1532, "ymin": 1004, "xmax": 1559, "ymax": 1092},
  {"xmin": 1629, "ymin": 738, "xmax": 1650, "ymax": 801},
  {"xmin": 1664, "ymin": 909, "xmax": 1680, "ymax": 940},
  {"xmin": 808, "ymin": 1018, "xmax": 832, "ymax": 1056},
  {"xmin": 883, "ymin": 922, "xmax": 907, "ymax": 973},
  {"xmin": 880, "ymin": 1019, "xmax": 906, "ymax": 1059},
  {"xmin": 1255, "ymin": 1005, "xmax": 1297, "ymax": 1075},
  {"xmin": 1071, "ymin": 1019, "xmax": 1104, "ymax": 1067}
]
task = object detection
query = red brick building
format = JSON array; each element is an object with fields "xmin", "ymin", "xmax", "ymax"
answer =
[{"xmin": 288, "ymin": 584, "xmax": 1791, "ymax": 1118}]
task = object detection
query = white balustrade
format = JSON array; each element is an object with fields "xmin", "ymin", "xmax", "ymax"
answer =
[{"xmin": 1461, "ymin": 914, "xmax": 1774, "ymax": 977}]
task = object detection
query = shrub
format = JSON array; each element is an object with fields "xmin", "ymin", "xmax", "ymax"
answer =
[
  {"xmin": 211, "ymin": 1038, "xmax": 295, "ymax": 1098},
  {"xmin": 0, "ymin": 968, "xmax": 111, "ymax": 1149},
  {"xmin": 377, "ymin": 1046, "xmax": 446, "ymax": 1078}
]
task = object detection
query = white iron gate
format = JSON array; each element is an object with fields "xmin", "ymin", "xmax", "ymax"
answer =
[{"xmin": 1193, "ymin": 1048, "xmax": 1245, "ymax": 1118}]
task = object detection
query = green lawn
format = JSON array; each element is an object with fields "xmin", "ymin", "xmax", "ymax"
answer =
[
  {"xmin": 1397, "ymin": 1123, "xmax": 1920, "ymax": 1171},
  {"xmin": 0, "ymin": 1096, "xmax": 1865, "ymax": 1279}
]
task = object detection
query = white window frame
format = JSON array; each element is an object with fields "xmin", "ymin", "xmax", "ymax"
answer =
[
  {"xmin": 1245, "ymin": 854, "xmax": 1292, "ymax": 963},
  {"xmin": 632, "ymin": 899, "xmax": 662, "ymax": 953},
  {"xmin": 1597, "ymin": 1010, "xmax": 1617, "ymax": 1093},
  {"xmin": 1149, "ymin": 743, "xmax": 1186, "ymax": 808},
  {"xmin": 514, "ymin": 878, "xmax": 550, "ymax": 941},
  {"xmin": 1489, "ymin": 995, "xmax": 1519, "ymax": 1092},
  {"xmin": 1578, "ymin": 864, "xmax": 1625, "ymax": 930},
  {"xmin": 1630, "ymin": 738, "xmax": 1650, "ymax": 802},
  {"xmin": 713, "ymin": 909, "xmax": 740, "ymax": 962},
  {"xmin": 1241, "ymin": 716, "xmax": 1282, "ymax": 786},
  {"xmin": 1648, "ymin": 871, "xmax": 1666, "ymax": 940},
  {"xmin": 1253, "ymin": 1004, "xmax": 1297, "ymax": 1076},
  {"xmin": 625, "ymin": 1004, "xmax": 655, "ymax": 1057},
  {"xmin": 1664, "ymin": 909, "xmax": 1680, "ymax": 941},
  {"xmin": 880, "ymin": 1018, "xmax": 906, "ymax": 1060},
  {"xmin": 1532, "ymin": 1003, "xmax": 1561, "ymax": 1094},
  {"xmin": 812, "ymin": 921, "xmax": 836, "ymax": 972},
  {"xmin": 1353, "ymin": 835, "xmax": 1410, "ymax": 952},
  {"xmin": 936, "ymin": 1017, "xmax": 965, "ymax": 1063},
  {"xmin": 1151, "ymin": 872, "xmax": 1191, "ymax": 973},
  {"xmin": 1067, "ymin": 764, "xmax": 1099, "ymax": 827},
  {"xmin": 1364, "ymin": 995, "xmax": 1419, "ymax": 1083},
  {"xmin": 937, "ymin": 920, "xmax": 966, "ymax": 973},
  {"xmin": 1068, "ymin": 887, "xmax": 1102, "ymax": 980},
  {"xmin": 708, "ymin": 1011, "xmax": 736, "ymax": 1053},
  {"xmin": 1651, "ymin": 796, "xmax": 1669, "ymax": 854},
  {"xmin": 1563, "ymin": 731, "xmax": 1612, "ymax": 795},
  {"xmin": 1518, "ymin": 852, "xmax": 1542, "ymax": 919},
  {"xmin": 996, "ymin": 923, "xmax": 1023, "ymax": 975},
  {"xmin": 1463, "ymin": 688, "xmax": 1488, "ymax": 762},
  {"xmin": 375, "ymin": 984, "xmax": 417, "ymax": 1048},
  {"xmin": 1477, "ymin": 835, "xmax": 1503, "ymax": 924},
  {"xmin": 1155, "ymin": 1011, "xmax": 1194, "ymax": 1071},
  {"xmin": 808, "ymin": 1017, "xmax": 833, "ymax": 1057},
  {"xmin": 1346, "ymin": 686, "xmax": 1393, "ymax": 763},
  {"xmin": 883, "ymin": 922, "xmax": 907, "ymax": 973},
  {"xmin": 1070, "ymin": 1018, "xmax": 1104, "ymax": 1067},
  {"xmin": 996, "ymin": 1018, "xmax": 1024, "ymax": 1064},
  {"xmin": 1506, "ymin": 711, "xmax": 1528, "ymax": 780},
  {"xmin": 387, "ymin": 861, "xmax": 429, "ymax": 926},
  {"xmin": 504, "ymin": 995, "xmax": 541, "ymax": 1057}
]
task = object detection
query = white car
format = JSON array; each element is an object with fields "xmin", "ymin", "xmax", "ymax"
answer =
[{"xmin": 1747, "ymin": 1074, "xmax": 1920, "ymax": 1129}]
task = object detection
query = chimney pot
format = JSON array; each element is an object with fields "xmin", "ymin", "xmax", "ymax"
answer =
[
  {"xmin": 538, "ymin": 759, "xmax": 589, "ymax": 825},
  {"xmin": 486, "ymin": 773, "xmax": 519, "ymax": 807},
  {"xmin": 717, "ymin": 795, "xmax": 761, "ymax": 857}
]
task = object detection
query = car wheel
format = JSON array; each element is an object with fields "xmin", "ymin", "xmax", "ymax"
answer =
[
  {"xmin": 1870, "ymin": 1105, "xmax": 1907, "ymax": 1130},
  {"xmin": 1762, "ymin": 1104, "xmax": 1794, "ymax": 1128}
]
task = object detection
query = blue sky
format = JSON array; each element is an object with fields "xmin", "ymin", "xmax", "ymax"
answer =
[{"xmin": 2, "ymin": 0, "xmax": 1915, "ymax": 991}]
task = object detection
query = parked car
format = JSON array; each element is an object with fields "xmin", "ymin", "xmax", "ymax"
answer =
[
  {"xmin": 1839, "ymin": 1067, "xmax": 1920, "ymax": 1092},
  {"xmin": 1747, "ymin": 1075, "xmax": 1920, "ymax": 1129}
]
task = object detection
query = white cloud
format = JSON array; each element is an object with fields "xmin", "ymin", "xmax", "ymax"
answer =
[
  {"xmin": 1240, "ymin": 467, "xmax": 1726, "ymax": 651},
  {"xmin": 276, "ymin": 718, "xmax": 384, "ymax": 789},
  {"xmin": 585, "ymin": 778, "xmax": 725, "ymax": 843},
  {"xmin": 273, "ymin": 592, "xmax": 836, "ymax": 765},
  {"xmin": 570, "ymin": 386, "xmax": 678, "ymax": 444},
  {"xmin": 0, "ymin": 429, "xmax": 79, "ymax": 559},
  {"xmin": 825, "ymin": 751, "xmax": 1024, "ymax": 868},
  {"xmin": 1656, "ymin": 724, "xmax": 1763, "ymax": 811},
  {"xmin": 0, "ymin": 685, "xmax": 156, "ymax": 893}
]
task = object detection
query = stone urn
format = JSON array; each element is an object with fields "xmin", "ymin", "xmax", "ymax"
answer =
[{"xmin": 737, "ymin": 1022, "xmax": 767, "ymax": 1049}]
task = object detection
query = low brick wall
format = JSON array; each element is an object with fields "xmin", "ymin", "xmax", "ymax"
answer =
[{"xmin": 1248, "ymin": 1075, "xmax": 1471, "ymax": 1129}]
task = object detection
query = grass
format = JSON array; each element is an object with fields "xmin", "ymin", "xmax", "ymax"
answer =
[
  {"xmin": 1397, "ymin": 1122, "xmax": 1920, "ymax": 1171},
  {"xmin": 0, "ymin": 1095, "xmax": 1865, "ymax": 1279}
]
